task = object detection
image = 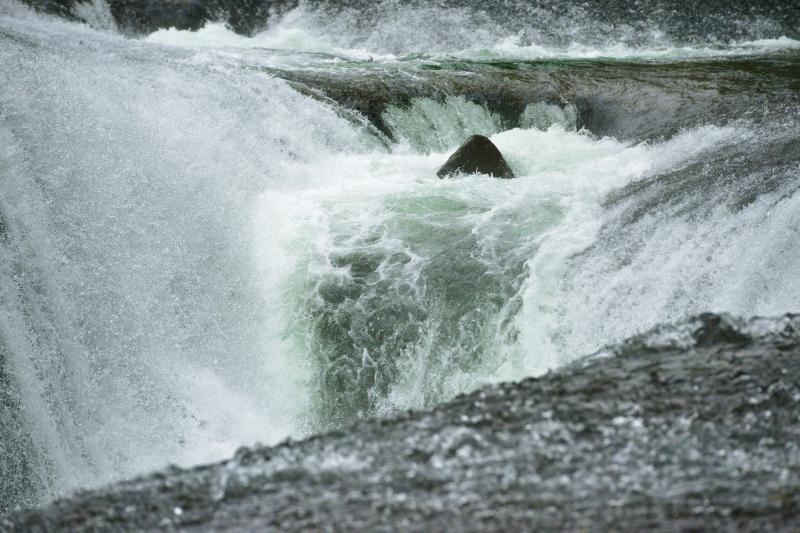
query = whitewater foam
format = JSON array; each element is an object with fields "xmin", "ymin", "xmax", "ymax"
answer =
[
  {"xmin": 472, "ymin": 35, "xmax": 800, "ymax": 61},
  {"xmin": 2, "ymin": 0, "xmax": 800, "ymax": 512},
  {"xmin": 144, "ymin": 13, "xmax": 800, "ymax": 63},
  {"xmin": 254, "ymin": 123, "xmax": 759, "ymax": 424},
  {"xmin": 146, "ymin": 22, "xmax": 399, "ymax": 63},
  {"xmin": 0, "ymin": 7, "xmax": 376, "ymax": 503}
]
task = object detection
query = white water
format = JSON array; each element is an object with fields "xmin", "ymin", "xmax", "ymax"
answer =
[
  {"xmin": 146, "ymin": 17, "xmax": 800, "ymax": 63},
  {"xmin": 542, "ymin": 126, "xmax": 800, "ymax": 358},
  {"xmin": 2, "ymin": 0, "xmax": 800, "ymax": 510},
  {"xmin": 1, "ymin": 3, "xmax": 376, "ymax": 501}
]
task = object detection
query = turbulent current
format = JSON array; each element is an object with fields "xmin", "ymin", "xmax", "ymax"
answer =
[{"xmin": 1, "ymin": 0, "xmax": 799, "ymax": 514}]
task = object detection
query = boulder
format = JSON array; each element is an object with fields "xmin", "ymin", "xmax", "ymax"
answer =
[{"xmin": 437, "ymin": 134, "xmax": 515, "ymax": 179}]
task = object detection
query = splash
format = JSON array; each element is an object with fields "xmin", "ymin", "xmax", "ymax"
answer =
[{"xmin": 2, "ymin": 0, "xmax": 800, "ymax": 514}]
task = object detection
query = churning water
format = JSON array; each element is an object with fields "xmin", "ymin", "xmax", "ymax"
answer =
[{"xmin": 1, "ymin": 0, "xmax": 799, "ymax": 512}]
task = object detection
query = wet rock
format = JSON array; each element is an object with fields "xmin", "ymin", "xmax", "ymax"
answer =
[
  {"xmin": 437, "ymin": 135, "xmax": 515, "ymax": 179},
  {"xmin": 3, "ymin": 313, "xmax": 800, "ymax": 531},
  {"xmin": 273, "ymin": 55, "xmax": 799, "ymax": 142},
  {"xmin": 18, "ymin": 0, "xmax": 299, "ymax": 35}
]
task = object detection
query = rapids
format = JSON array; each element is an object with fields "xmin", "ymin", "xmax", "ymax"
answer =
[{"xmin": 1, "ymin": 0, "xmax": 799, "ymax": 513}]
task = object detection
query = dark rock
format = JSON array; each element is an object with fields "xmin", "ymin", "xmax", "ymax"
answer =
[
  {"xmin": 276, "ymin": 68, "xmax": 562, "ymax": 139},
  {"xmin": 275, "ymin": 54, "xmax": 799, "ymax": 144},
  {"xmin": 437, "ymin": 135, "xmax": 515, "ymax": 179},
  {"xmin": 17, "ymin": 0, "xmax": 79, "ymax": 21},
  {"xmin": 18, "ymin": 0, "xmax": 300, "ymax": 36},
  {"xmin": 106, "ymin": 0, "xmax": 212, "ymax": 35},
  {"xmin": 3, "ymin": 313, "xmax": 800, "ymax": 531}
]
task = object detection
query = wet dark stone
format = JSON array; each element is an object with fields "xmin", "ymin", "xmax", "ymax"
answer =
[
  {"xmin": 274, "ymin": 54, "xmax": 800, "ymax": 143},
  {"xmin": 3, "ymin": 313, "xmax": 799, "ymax": 531},
  {"xmin": 18, "ymin": 0, "xmax": 299, "ymax": 35},
  {"xmin": 437, "ymin": 135, "xmax": 515, "ymax": 179}
]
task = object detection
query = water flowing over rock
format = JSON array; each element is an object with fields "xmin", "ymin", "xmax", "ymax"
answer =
[
  {"xmin": 18, "ymin": 0, "xmax": 800, "ymax": 41},
  {"xmin": 276, "ymin": 56, "xmax": 799, "ymax": 142},
  {"xmin": 4, "ymin": 0, "xmax": 800, "ymax": 524},
  {"xmin": 19, "ymin": 0, "xmax": 297, "ymax": 34},
  {"xmin": 437, "ymin": 135, "xmax": 515, "ymax": 179},
  {"xmin": 3, "ymin": 314, "xmax": 799, "ymax": 531}
]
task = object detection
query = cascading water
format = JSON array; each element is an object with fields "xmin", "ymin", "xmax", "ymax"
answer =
[
  {"xmin": 2, "ymin": 0, "xmax": 799, "ymax": 515},
  {"xmin": 0, "ymin": 1, "xmax": 379, "ymax": 508}
]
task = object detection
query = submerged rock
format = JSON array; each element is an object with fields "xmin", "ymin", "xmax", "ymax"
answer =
[
  {"xmin": 437, "ymin": 135, "xmax": 515, "ymax": 179},
  {"xmin": 3, "ymin": 313, "xmax": 800, "ymax": 531}
]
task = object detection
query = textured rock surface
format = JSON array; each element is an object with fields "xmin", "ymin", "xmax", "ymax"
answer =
[
  {"xmin": 17, "ymin": 0, "xmax": 296, "ymax": 35},
  {"xmin": 437, "ymin": 135, "xmax": 515, "ymax": 178},
  {"xmin": 276, "ymin": 55, "xmax": 800, "ymax": 142},
  {"xmin": 3, "ymin": 313, "xmax": 799, "ymax": 532}
]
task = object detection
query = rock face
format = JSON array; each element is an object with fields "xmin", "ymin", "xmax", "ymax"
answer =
[
  {"xmin": 3, "ymin": 313, "xmax": 800, "ymax": 532},
  {"xmin": 437, "ymin": 135, "xmax": 515, "ymax": 179},
  {"xmin": 272, "ymin": 55, "xmax": 799, "ymax": 142}
]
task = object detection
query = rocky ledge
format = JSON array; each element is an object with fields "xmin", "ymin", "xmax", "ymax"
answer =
[{"xmin": 2, "ymin": 313, "xmax": 799, "ymax": 531}]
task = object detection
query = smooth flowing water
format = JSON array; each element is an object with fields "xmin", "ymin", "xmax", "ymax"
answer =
[{"xmin": 1, "ymin": 0, "xmax": 798, "ymax": 512}]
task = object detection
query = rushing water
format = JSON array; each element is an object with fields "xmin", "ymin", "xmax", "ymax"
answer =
[{"xmin": 1, "ymin": 0, "xmax": 799, "ymax": 512}]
